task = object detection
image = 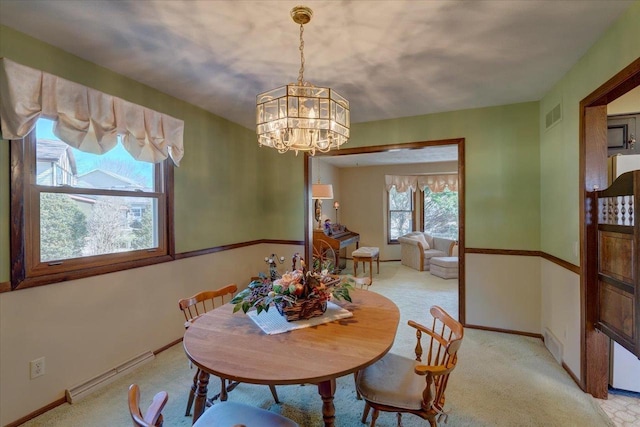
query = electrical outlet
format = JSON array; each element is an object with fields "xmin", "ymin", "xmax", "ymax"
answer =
[{"xmin": 30, "ymin": 357, "xmax": 45, "ymax": 379}]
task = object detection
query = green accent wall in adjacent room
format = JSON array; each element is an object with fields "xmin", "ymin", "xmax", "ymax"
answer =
[
  {"xmin": 539, "ymin": 0, "xmax": 640, "ymax": 265},
  {"xmin": 350, "ymin": 102, "xmax": 541, "ymax": 251}
]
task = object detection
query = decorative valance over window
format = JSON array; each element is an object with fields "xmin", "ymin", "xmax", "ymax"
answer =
[
  {"xmin": 0, "ymin": 58, "xmax": 184, "ymax": 165},
  {"xmin": 385, "ymin": 175, "xmax": 417, "ymax": 193},
  {"xmin": 386, "ymin": 174, "xmax": 458, "ymax": 193},
  {"xmin": 418, "ymin": 174, "xmax": 458, "ymax": 192}
]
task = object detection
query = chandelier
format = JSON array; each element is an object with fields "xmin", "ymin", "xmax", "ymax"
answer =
[{"xmin": 256, "ymin": 6, "xmax": 350, "ymax": 155}]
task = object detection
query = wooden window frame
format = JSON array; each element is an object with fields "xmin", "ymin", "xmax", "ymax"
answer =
[
  {"xmin": 387, "ymin": 187, "xmax": 415, "ymax": 244},
  {"xmin": 9, "ymin": 130, "xmax": 175, "ymax": 291}
]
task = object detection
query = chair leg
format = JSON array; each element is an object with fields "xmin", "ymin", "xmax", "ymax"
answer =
[
  {"xmin": 185, "ymin": 368, "xmax": 199, "ymax": 416},
  {"xmin": 226, "ymin": 379, "xmax": 240, "ymax": 394},
  {"xmin": 353, "ymin": 371, "xmax": 362, "ymax": 400},
  {"xmin": 361, "ymin": 402, "xmax": 371, "ymax": 423},
  {"xmin": 220, "ymin": 377, "xmax": 228, "ymax": 401},
  {"xmin": 269, "ymin": 385, "xmax": 280, "ymax": 403},
  {"xmin": 371, "ymin": 409, "xmax": 379, "ymax": 427},
  {"xmin": 396, "ymin": 412, "xmax": 403, "ymax": 427}
]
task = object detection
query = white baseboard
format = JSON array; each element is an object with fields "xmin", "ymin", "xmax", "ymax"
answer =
[{"xmin": 543, "ymin": 328, "xmax": 563, "ymax": 364}]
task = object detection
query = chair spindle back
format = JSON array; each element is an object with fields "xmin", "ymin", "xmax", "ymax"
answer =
[
  {"xmin": 409, "ymin": 305, "xmax": 463, "ymax": 410},
  {"xmin": 178, "ymin": 284, "xmax": 238, "ymax": 326},
  {"xmin": 128, "ymin": 384, "xmax": 167, "ymax": 427}
]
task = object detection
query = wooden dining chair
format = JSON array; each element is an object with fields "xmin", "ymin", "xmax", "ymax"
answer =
[
  {"xmin": 128, "ymin": 384, "xmax": 167, "ymax": 427},
  {"xmin": 355, "ymin": 306, "xmax": 464, "ymax": 427},
  {"xmin": 128, "ymin": 384, "xmax": 298, "ymax": 427},
  {"xmin": 178, "ymin": 285, "xmax": 279, "ymax": 416},
  {"xmin": 351, "ymin": 275, "xmax": 372, "ymax": 290}
]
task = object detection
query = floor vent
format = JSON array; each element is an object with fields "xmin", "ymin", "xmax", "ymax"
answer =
[
  {"xmin": 65, "ymin": 351, "xmax": 155, "ymax": 403},
  {"xmin": 543, "ymin": 328, "xmax": 563, "ymax": 364},
  {"xmin": 545, "ymin": 102, "xmax": 562, "ymax": 130}
]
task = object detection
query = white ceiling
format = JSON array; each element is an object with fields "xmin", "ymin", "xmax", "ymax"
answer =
[{"xmin": 0, "ymin": 0, "xmax": 634, "ymax": 166}]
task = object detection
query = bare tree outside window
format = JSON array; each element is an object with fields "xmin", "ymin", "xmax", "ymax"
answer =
[
  {"xmin": 86, "ymin": 197, "xmax": 129, "ymax": 255},
  {"xmin": 388, "ymin": 187, "xmax": 413, "ymax": 242},
  {"xmin": 423, "ymin": 187, "xmax": 458, "ymax": 239}
]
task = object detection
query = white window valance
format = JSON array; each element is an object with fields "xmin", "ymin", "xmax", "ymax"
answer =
[
  {"xmin": 418, "ymin": 174, "xmax": 458, "ymax": 192},
  {"xmin": 386, "ymin": 174, "xmax": 458, "ymax": 193},
  {"xmin": 0, "ymin": 58, "xmax": 184, "ymax": 165},
  {"xmin": 385, "ymin": 175, "xmax": 417, "ymax": 193}
]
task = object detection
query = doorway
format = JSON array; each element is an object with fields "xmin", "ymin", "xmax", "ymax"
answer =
[
  {"xmin": 304, "ymin": 138, "xmax": 467, "ymax": 323},
  {"xmin": 580, "ymin": 57, "xmax": 640, "ymax": 398}
]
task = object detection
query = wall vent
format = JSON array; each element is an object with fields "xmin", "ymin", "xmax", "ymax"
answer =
[
  {"xmin": 543, "ymin": 328, "xmax": 564, "ymax": 364},
  {"xmin": 545, "ymin": 102, "xmax": 562, "ymax": 130},
  {"xmin": 65, "ymin": 351, "xmax": 154, "ymax": 403}
]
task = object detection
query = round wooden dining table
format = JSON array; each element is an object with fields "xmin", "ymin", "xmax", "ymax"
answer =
[{"xmin": 183, "ymin": 289, "xmax": 400, "ymax": 427}]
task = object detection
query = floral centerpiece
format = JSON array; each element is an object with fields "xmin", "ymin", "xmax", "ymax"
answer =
[{"xmin": 231, "ymin": 253, "xmax": 352, "ymax": 321}]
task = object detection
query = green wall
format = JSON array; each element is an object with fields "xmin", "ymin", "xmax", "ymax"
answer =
[
  {"xmin": 540, "ymin": 0, "xmax": 640, "ymax": 264},
  {"xmin": 0, "ymin": 23, "xmax": 542, "ymax": 283},
  {"xmin": 350, "ymin": 102, "xmax": 541, "ymax": 250},
  {"xmin": 0, "ymin": 24, "xmax": 544, "ymax": 283}
]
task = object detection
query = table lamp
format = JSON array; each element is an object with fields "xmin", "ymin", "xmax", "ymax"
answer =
[{"xmin": 312, "ymin": 183, "xmax": 333, "ymax": 230}]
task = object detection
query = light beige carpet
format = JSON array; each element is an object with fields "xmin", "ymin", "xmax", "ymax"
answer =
[{"xmin": 21, "ymin": 262, "xmax": 613, "ymax": 427}]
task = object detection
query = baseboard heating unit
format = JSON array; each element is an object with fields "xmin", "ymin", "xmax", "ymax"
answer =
[{"xmin": 65, "ymin": 351, "xmax": 155, "ymax": 403}]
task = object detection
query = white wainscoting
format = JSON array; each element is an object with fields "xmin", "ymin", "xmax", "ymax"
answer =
[
  {"xmin": 0, "ymin": 243, "xmax": 302, "ymax": 426},
  {"xmin": 540, "ymin": 258, "xmax": 581, "ymax": 381},
  {"xmin": 465, "ymin": 253, "xmax": 541, "ymax": 334}
]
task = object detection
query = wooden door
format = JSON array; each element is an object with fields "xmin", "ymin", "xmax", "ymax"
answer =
[{"xmin": 594, "ymin": 170, "xmax": 640, "ymax": 358}]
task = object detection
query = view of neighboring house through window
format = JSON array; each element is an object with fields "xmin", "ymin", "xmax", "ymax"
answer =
[
  {"xmin": 34, "ymin": 118, "xmax": 161, "ymax": 263},
  {"xmin": 423, "ymin": 187, "xmax": 458, "ymax": 240},
  {"xmin": 388, "ymin": 186, "xmax": 414, "ymax": 242}
]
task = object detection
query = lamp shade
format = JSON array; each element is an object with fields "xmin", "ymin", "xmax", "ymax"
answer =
[{"xmin": 312, "ymin": 184, "xmax": 334, "ymax": 199}]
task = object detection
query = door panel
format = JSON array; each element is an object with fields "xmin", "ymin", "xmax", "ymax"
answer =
[
  {"xmin": 594, "ymin": 170, "xmax": 640, "ymax": 358},
  {"xmin": 599, "ymin": 231, "xmax": 634, "ymax": 282}
]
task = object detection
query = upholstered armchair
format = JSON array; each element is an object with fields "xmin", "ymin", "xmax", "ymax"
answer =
[{"xmin": 398, "ymin": 232, "xmax": 455, "ymax": 271}]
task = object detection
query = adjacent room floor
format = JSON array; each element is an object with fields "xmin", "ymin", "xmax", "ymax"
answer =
[{"xmin": 597, "ymin": 389, "xmax": 640, "ymax": 426}]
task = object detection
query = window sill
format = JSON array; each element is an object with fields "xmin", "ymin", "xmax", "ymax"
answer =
[{"xmin": 8, "ymin": 254, "xmax": 175, "ymax": 292}]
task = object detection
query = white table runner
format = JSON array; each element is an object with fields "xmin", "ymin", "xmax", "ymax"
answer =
[{"xmin": 247, "ymin": 301, "xmax": 353, "ymax": 335}]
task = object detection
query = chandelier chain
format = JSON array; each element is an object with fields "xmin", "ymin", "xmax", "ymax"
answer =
[{"xmin": 298, "ymin": 23, "xmax": 305, "ymax": 84}]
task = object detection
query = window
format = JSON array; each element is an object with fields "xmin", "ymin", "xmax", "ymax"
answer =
[
  {"xmin": 10, "ymin": 118, "xmax": 174, "ymax": 289},
  {"xmin": 388, "ymin": 186, "xmax": 414, "ymax": 243},
  {"xmin": 423, "ymin": 187, "xmax": 458, "ymax": 240}
]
